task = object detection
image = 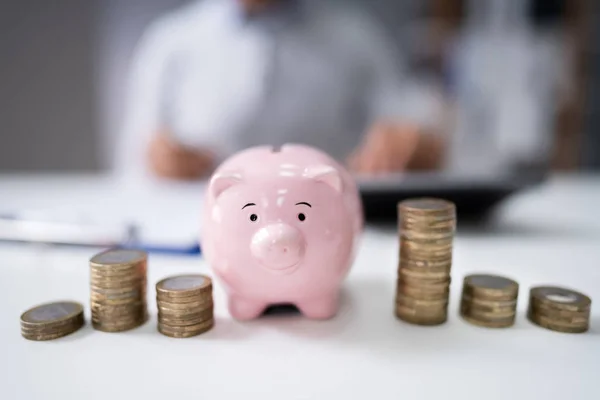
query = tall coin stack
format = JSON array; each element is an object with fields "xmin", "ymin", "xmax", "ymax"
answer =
[
  {"xmin": 156, "ymin": 274, "xmax": 214, "ymax": 338},
  {"xmin": 395, "ymin": 198, "xmax": 456, "ymax": 325},
  {"xmin": 90, "ymin": 249, "xmax": 148, "ymax": 332},
  {"xmin": 20, "ymin": 301, "xmax": 85, "ymax": 341},
  {"xmin": 460, "ymin": 274, "xmax": 519, "ymax": 328},
  {"xmin": 528, "ymin": 286, "xmax": 591, "ymax": 333}
]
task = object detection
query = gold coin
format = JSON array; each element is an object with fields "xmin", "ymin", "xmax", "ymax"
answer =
[
  {"xmin": 90, "ymin": 267, "xmax": 145, "ymax": 279},
  {"xmin": 92, "ymin": 306, "xmax": 146, "ymax": 319},
  {"xmin": 90, "ymin": 275, "xmax": 146, "ymax": 288},
  {"xmin": 529, "ymin": 286, "xmax": 591, "ymax": 312},
  {"xmin": 396, "ymin": 294, "xmax": 448, "ymax": 309},
  {"xmin": 158, "ymin": 303, "xmax": 213, "ymax": 317},
  {"xmin": 398, "ymin": 271, "xmax": 451, "ymax": 285},
  {"xmin": 21, "ymin": 319, "xmax": 84, "ymax": 338},
  {"xmin": 398, "ymin": 266, "xmax": 452, "ymax": 281},
  {"xmin": 528, "ymin": 304, "xmax": 589, "ymax": 324},
  {"xmin": 460, "ymin": 304, "xmax": 516, "ymax": 320},
  {"xmin": 158, "ymin": 319, "xmax": 214, "ymax": 338},
  {"xmin": 21, "ymin": 315, "xmax": 84, "ymax": 334},
  {"xmin": 21, "ymin": 329, "xmax": 81, "ymax": 341},
  {"xmin": 398, "ymin": 198, "xmax": 456, "ymax": 214},
  {"xmin": 156, "ymin": 298, "xmax": 213, "ymax": 310},
  {"xmin": 460, "ymin": 298, "xmax": 516, "ymax": 314},
  {"xmin": 461, "ymin": 314, "xmax": 515, "ymax": 328},
  {"xmin": 156, "ymin": 274, "xmax": 212, "ymax": 299},
  {"xmin": 530, "ymin": 313, "xmax": 588, "ymax": 329},
  {"xmin": 90, "ymin": 284, "xmax": 146, "ymax": 295},
  {"xmin": 463, "ymin": 274, "xmax": 519, "ymax": 300},
  {"xmin": 397, "ymin": 284, "xmax": 449, "ymax": 300},
  {"xmin": 92, "ymin": 319, "xmax": 146, "ymax": 333},
  {"xmin": 91, "ymin": 311, "xmax": 146, "ymax": 323},
  {"xmin": 399, "ymin": 258, "xmax": 453, "ymax": 270},
  {"xmin": 395, "ymin": 307, "xmax": 447, "ymax": 326},
  {"xmin": 90, "ymin": 296, "xmax": 144, "ymax": 307},
  {"xmin": 528, "ymin": 313, "xmax": 588, "ymax": 333},
  {"xmin": 158, "ymin": 311, "xmax": 214, "ymax": 326},
  {"xmin": 460, "ymin": 294, "xmax": 517, "ymax": 309}
]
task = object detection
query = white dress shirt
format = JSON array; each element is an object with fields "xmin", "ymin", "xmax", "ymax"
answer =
[{"xmin": 116, "ymin": 0, "xmax": 439, "ymax": 177}]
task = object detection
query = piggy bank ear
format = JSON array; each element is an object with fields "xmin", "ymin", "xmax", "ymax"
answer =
[
  {"xmin": 209, "ymin": 170, "xmax": 243, "ymax": 199},
  {"xmin": 304, "ymin": 165, "xmax": 342, "ymax": 192}
]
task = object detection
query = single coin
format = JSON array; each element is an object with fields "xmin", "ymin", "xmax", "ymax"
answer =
[
  {"xmin": 396, "ymin": 294, "xmax": 448, "ymax": 310},
  {"xmin": 397, "ymin": 284, "xmax": 450, "ymax": 301},
  {"xmin": 91, "ymin": 319, "xmax": 146, "ymax": 331},
  {"xmin": 395, "ymin": 307, "xmax": 447, "ymax": 326},
  {"xmin": 461, "ymin": 314, "xmax": 515, "ymax": 328},
  {"xmin": 90, "ymin": 275, "xmax": 146, "ymax": 288},
  {"xmin": 460, "ymin": 297, "xmax": 516, "ymax": 314},
  {"xmin": 528, "ymin": 304, "xmax": 590, "ymax": 323},
  {"xmin": 156, "ymin": 298, "xmax": 213, "ymax": 310},
  {"xmin": 398, "ymin": 198, "xmax": 456, "ymax": 214},
  {"xmin": 158, "ymin": 304, "xmax": 213, "ymax": 318},
  {"xmin": 529, "ymin": 286, "xmax": 591, "ymax": 312},
  {"xmin": 21, "ymin": 329, "xmax": 81, "ymax": 341},
  {"xmin": 460, "ymin": 304, "xmax": 516, "ymax": 320},
  {"xmin": 158, "ymin": 319, "xmax": 214, "ymax": 338},
  {"xmin": 21, "ymin": 315, "xmax": 84, "ymax": 333},
  {"xmin": 156, "ymin": 275, "xmax": 212, "ymax": 298},
  {"xmin": 398, "ymin": 271, "xmax": 451, "ymax": 285},
  {"xmin": 20, "ymin": 301, "xmax": 84, "ymax": 328},
  {"xmin": 399, "ymin": 258, "xmax": 453, "ymax": 270},
  {"xmin": 460, "ymin": 294, "xmax": 517, "ymax": 309},
  {"xmin": 528, "ymin": 313, "xmax": 588, "ymax": 334},
  {"xmin": 90, "ymin": 249, "xmax": 147, "ymax": 266},
  {"xmin": 158, "ymin": 312, "xmax": 214, "ymax": 327},
  {"xmin": 463, "ymin": 274, "xmax": 519, "ymax": 300}
]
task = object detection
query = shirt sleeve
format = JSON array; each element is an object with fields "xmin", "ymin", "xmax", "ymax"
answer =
[
  {"xmin": 354, "ymin": 14, "xmax": 443, "ymax": 131},
  {"xmin": 114, "ymin": 21, "xmax": 176, "ymax": 179}
]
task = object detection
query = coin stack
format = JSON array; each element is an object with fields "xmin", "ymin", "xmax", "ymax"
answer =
[
  {"xmin": 156, "ymin": 274, "xmax": 214, "ymax": 338},
  {"xmin": 90, "ymin": 249, "xmax": 148, "ymax": 332},
  {"xmin": 395, "ymin": 198, "xmax": 456, "ymax": 326},
  {"xmin": 20, "ymin": 301, "xmax": 85, "ymax": 341},
  {"xmin": 528, "ymin": 286, "xmax": 591, "ymax": 333},
  {"xmin": 460, "ymin": 274, "xmax": 519, "ymax": 328}
]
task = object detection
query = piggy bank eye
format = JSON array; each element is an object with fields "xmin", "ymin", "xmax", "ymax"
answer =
[
  {"xmin": 249, "ymin": 214, "xmax": 258, "ymax": 222},
  {"xmin": 298, "ymin": 213, "xmax": 306, "ymax": 222}
]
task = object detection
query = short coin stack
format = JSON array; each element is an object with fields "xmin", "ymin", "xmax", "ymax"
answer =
[
  {"xmin": 395, "ymin": 198, "xmax": 456, "ymax": 326},
  {"xmin": 20, "ymin": 301, "xmax": 84, "ymax": 341},
  {"xmin": 90, "ymin": 249, "xmax": 148, "ymax": 332},
  {"xmin": 528, "ymin": 286, "xmax": 591, "ymax": 333},
  {"xmin": 460, "ymin": 274, "xmax": 519, "ymax": 328},
  {"xmin": 156, "ymin": 274, "xmax": 214, "ymax": 338}
]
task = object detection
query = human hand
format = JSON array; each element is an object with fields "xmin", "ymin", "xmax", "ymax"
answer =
[
  {"xmin": 347, "ymin": 122, "xmax": 421, "ymax": 175},
  {"xmin": 147, "ymin": 132, "xmax": 216, "ymax": 180}
]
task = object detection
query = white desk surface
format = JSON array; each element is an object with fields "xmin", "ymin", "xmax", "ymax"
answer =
[{"xmin": 1, "ymin": 173, "xmax": 599, "ymax": 400}]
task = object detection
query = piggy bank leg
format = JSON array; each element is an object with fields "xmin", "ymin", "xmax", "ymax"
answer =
[
  {"xmin": 228, "ymin": 295, "xmax": 266, "ymax": 321},
  {"xmin": 297, "ymin": 292, "xmax": 340, "ymax": 320}
]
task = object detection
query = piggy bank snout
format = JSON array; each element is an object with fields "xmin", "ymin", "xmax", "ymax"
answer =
[{"xmin": 251, "ymin": 223, "xmax": 305, "ymax": 271}]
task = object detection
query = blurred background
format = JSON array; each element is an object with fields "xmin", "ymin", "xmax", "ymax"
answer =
[{"xmin": 0, "ymin": 0, "xmax": 597, "ymax": 173}]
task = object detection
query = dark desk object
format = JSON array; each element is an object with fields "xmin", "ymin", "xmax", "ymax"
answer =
[{"xmin": 357, "ymin": 171, "xmax": 546, "ymax": 222}]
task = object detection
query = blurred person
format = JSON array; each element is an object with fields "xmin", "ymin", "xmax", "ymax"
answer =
[
  {"xmin": 117, "ymin": 0, "xmax": 445, "ymax": 180},
  {"xmin": 442, "ymin": 0, "xmax": 570, "ymax": 175}
]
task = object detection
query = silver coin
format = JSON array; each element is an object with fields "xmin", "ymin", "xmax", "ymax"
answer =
[
  {"xmin": 468, "ymin": 275, "xmax": 515, "ymax": 290},
  {"xmin": 91, "ymin": 249, "xmax": 146, "ymax": 266},
  {"xmin": 400, "ymin": 198, "xmax": 454, "ymax": 211},
  {"xmin": 162, "ymin": 276, "xmax": 206, "ymax": 291},
  {"xmin": 22, "ymin": 301, "xmax": 82, "ymax": 323}
]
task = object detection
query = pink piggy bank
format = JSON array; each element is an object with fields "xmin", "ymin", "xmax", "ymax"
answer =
[{"xmin": 200, "ymin": 144, "xmax": 363, "ymax": 320}]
